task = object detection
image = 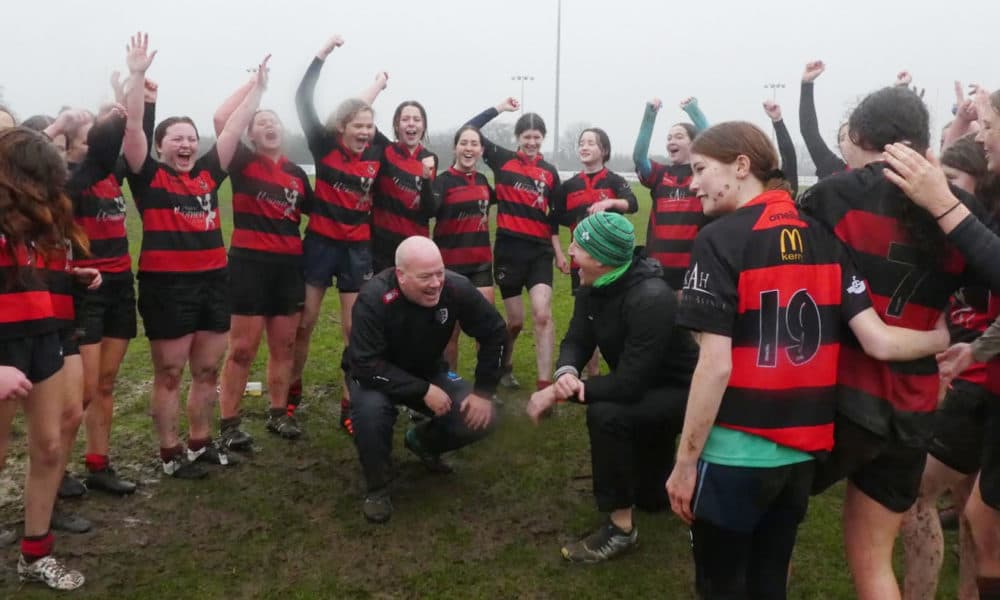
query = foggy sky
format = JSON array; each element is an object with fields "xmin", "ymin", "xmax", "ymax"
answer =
[{"xmin": 2, "ymin": 0, "xmax": 994, "ymax": 159}]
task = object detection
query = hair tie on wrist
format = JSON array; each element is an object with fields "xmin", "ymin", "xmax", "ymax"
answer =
[{"xmin": 934, "ymin": 200, "xmax": 962, "ymax": 221}]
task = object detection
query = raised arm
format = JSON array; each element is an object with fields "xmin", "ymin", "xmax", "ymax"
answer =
[
  {"xmin": 764, "ymin": 100, "xmax": 799, "ymax": 197},
  {"xmin": 296, "ymin": 35, "xmax": 343, "ymax": 153},
  {"xmin": 215, "ymin": 55, "xmax": 269, "ymax": 171},
  {"xmin": 942, "ymin": 81, "xmax": 981, "ymax": 151},
  {"xmin": 69, "ymin": 106, "xmax": 126, "ymax": 195},
  {"xmin": 632, "ymin": 98, "xmax": 660, "ymax": 181},
  {"xmin": 213, "ymin": 77, "xmax": 255, "ymax": 136},
  {"xmin": 358, "ymin": 71, "xmax": 389, "ymax": 106},
  {"xmin": 798, "ymin": 60, "xmax": 846, "ymax": 179},
  {"xmin": 465, "ymin": 97, "xmax": 519, "ymax": 165},
  {"xmin": 680, "ymin": 96, "xmax": 709, "ymax": 132},
  {"xmin": 43, "ymin": 110, "xmax": 91, "ymax": 148},
  {"xmin": 122, "ymin": 32, "xmax": 157, "ymax": 174}
]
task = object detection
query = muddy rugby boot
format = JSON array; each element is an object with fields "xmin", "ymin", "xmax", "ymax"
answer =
[
  {"xmin": 50, "ymin": 510, "xmax": 92, "ymax": 534},
  {"xmin": 162, "ymin": 453, "xmax": 209, "ymax": 480},
  {"xmin": 188, "ymin": 440, "xmax": 242, "ymax": 467},
  {"xmin": 85, "ymin": 467, "xmax": 137, "ymax": 496},
  {"xmin": 57, "ymin": 472, "xmax": 86, "ymax": 499},
  {"xmin": 18, "ymin": 555, "xmax": 85, "ymax": 590},
  {"xmin": 267, "ymin": 412, "xmax": 303, "ymax": 439},
  {"xmin": 220, "ymin": 417, "xmax": 253, "ymax": 451}
]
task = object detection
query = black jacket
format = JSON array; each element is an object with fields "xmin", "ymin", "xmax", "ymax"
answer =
[
  {"xmin": 556, "ymin": 253, "xmax": 697, "ymax": 403},
  {"xmin": 347, "ymin": 269, "xmax": 507, "ymax": 399}
]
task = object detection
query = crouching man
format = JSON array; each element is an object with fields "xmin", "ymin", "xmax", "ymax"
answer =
[
  {"xmin": 527, "ymin": 212, "xmax": 697, "ymax": 562},
  {"xmin": 347, "ymin": 236, "xmax": 507, "ymax": 524}
]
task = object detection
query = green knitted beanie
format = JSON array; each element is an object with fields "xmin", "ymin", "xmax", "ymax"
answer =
[{"xmin": 573, "ymin": 212, "xmax": 635, "ymax": 267}]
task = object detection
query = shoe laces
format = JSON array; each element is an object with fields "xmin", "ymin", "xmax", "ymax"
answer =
[{"xmin": 31, "ymin": 556, "xmax": 75, "ymax": 581}]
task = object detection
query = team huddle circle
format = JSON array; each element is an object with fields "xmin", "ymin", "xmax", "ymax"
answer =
[{"xmin": 3, "ymin": 29, "xmax": 1000, "ymax": 599}]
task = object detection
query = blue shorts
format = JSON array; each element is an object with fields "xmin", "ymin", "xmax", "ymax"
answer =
[
  {"xmin": 302, "ymin": 234, "xmax": 373, "ymax": 293},
  {"xmin": 693, "ymin": 460, "xmax": 813, "ymax": 533}
]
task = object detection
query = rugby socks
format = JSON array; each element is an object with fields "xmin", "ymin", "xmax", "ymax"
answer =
[
  {"xmin": 187, "ymin": 437, "xmax": 210, "ymax": 453},
  {"xmin": 978, "ymin": 577, "xmax": 1000, "ymax": 600},
  {"xmin": 85, "ymin": 453, "xmax": 109, "ymax": 472},
  {"xmin": 287, "ymin": 380, "xmax": 302, "ymax": 416},
  {"xmin": 268, "ymin": 407, "xmax": 285, "ymax": 420},
  {"xmin": 21, "ymin": 531, "xmax": 54, "ymax": 563},
  {"xmin": 160, "ymin": 445, "xmax": 183, "ymax": 463}
]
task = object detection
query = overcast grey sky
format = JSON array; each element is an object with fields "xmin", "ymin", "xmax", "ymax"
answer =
[{"xmin": 2, "ymin": 0, "xmax": 995, "ymax": 158}]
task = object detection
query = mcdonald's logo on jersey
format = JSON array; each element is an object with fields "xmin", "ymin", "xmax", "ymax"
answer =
[{"xmin": 780, "ymin": 228, "xmax": 804, "ymax": 262}]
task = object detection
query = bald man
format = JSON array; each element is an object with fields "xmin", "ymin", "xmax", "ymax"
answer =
[{"xmin": 345, "ymin": 236, "xmax": 507, "ymax": 523}]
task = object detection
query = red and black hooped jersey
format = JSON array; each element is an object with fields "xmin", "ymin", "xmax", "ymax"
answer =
[
  {"xmin": 640, "ymin": 161, "xmax": 710, "ymax": 290},
  {"xmin": 41, "ymin": 242, "xmax": 75, "ymax": 330},
  {"xmin": 228, "ymin": 144, "xmax": 312, "ymax": 263},
  {"xmin": 551, "ymin": 168, "xmax": 637, "ymax": 267},
  {"xmin": 481, "ymin": 138, "xmax": 560, "ymax": 245},
  {"xmin": 307, "ymin": 140, "xmax": 382, "ymax": 244},
  {"xmin": 372, "ymin": 134, "xmax": 437, "ymax": 262},
  {"xmin": 947, "ymin": 287, "xmax": 991, "ymax": 387},
  {"xmin": 66, "ymin": 113, "xmax": 144, "ymax": 277},
  {"xmin": 72, "ymin": 173, "xmax": 130, "ymax": 274},
  {"xmin": 800, "ymin": 162, "xmax": 983, "ymax": 439},
  {"xmin": 432, "ymin": 167, "xmax": 495, "ymax": 275},
  {"xmin": 678, "ymin": 190, "xmax": 872, "ymax": 453},
  {"xmin": 0, "ymin": 237, "xmax": 58, "ymax": 340},
  {"xmin": 127, "ymin": 147, "xmax": 228, "ymax": 275}
]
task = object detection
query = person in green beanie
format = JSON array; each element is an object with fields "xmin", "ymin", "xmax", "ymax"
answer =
[{"xmin": 527, "ymin": 211, "xmax": 698, "ymax": 563}]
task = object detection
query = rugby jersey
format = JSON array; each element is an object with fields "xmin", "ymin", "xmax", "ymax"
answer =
[
  {"xmin": 228, "ymin": 144, "xmax": 312, "ymax": 263},
  {"xmin": 641, "ymin": 161, "xmax": 709, "ymax": 290},
  {"xmin": 42, "ymin": 242, "xmax": 75, "ymax": 332},
  {"xmin": 68, "ymin": 102, "xmax": 156, "ymax": 277},
  {"xmin": 372, "ymin": 131, "xmax": 437, "ymax": 264},
  {"xmin": 0, "ymin": 237, "xmax": 58, "ymax": 340},
  {"xmin": 550, "ymin": 168, "xmax": 637, "ymax": 267},
  {"xmin": 947, "ymin": 288, "xmax": 991, "ymax": 388},
  {"xmin": 800, "ymin": 162, "xmax": 983, "ymax": 441},
  {"xmin": 432, "ymin": 167, "xmax": 495, "ymax": 275},
  {"xmin": 467, "ymin": 108, "xmax": 561, "ymax": 246},
  {"xmin": 127, "ymin": 146, "xmax": 228, "ymax": 275},
  {"xmin": 296, "ymin": 57, "xmax": 382, "ymax": 244},
  {"xmin": 678, "ymin": 189, "xmax": 872, "ymax": 452}
]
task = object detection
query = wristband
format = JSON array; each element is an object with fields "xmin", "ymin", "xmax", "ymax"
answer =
[{"xmin": 552, "ymin": 366, "xmax": 579, "ymax": 382}]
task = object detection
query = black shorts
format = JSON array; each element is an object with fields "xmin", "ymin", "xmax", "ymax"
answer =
[
  {"xmin": 0, "ymin": 332, "xmax": 64, "ymax": 383},
  {"xmin": 928, "ymin": 380, "xmax": 991, "ymax": 475},
  {"xmin": 811, "ymin": 415, "xmax": 927, "ymax": 513},
  {"xmin": 74, "ymin": 273, "xmax": 138, "ymax": 345},
  {"xmin": 229, "ymin": 257, "xmax": 305, "ymax": 317},
  {"xmin": 458, "ymin": 269, "xmax": 494, "ymax": 289},
  {"xmin": 302, "ymin": 234, "xmax": 373, "ymax": 293},
  {"xmin": 59, "ymin": 326, "xmax": 80, "ymax": 357},
  {"xmin": 138, "ymin": 271, "xmax": 230, "ymax": 341},
  {"xmin": 493, "ymin": 236, "xmax": 553, "ymax": 299},
  {"xmin": 977, "ymin": 399, "xmax": 1000, "ymax": 510}
]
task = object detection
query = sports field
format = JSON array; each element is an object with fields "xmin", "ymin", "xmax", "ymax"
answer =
[{"xmin": 0, "ymin": 182, "xmax": 962, "ymax": 598}]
